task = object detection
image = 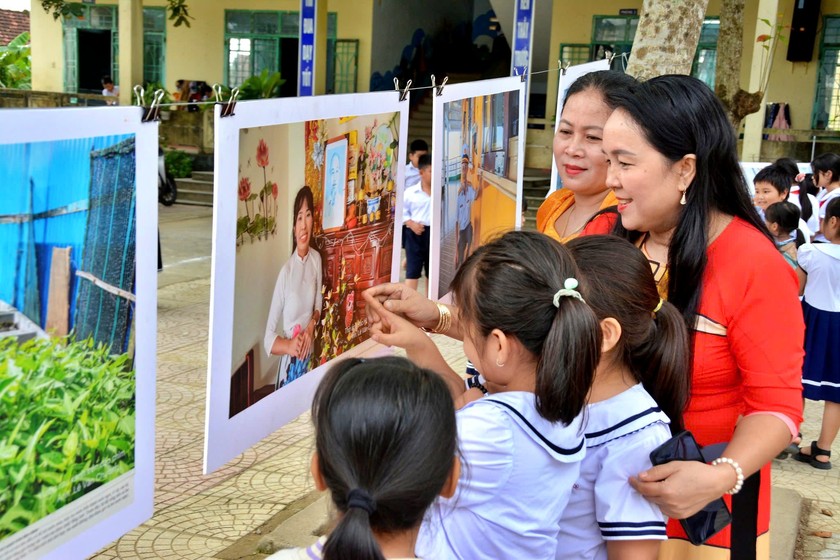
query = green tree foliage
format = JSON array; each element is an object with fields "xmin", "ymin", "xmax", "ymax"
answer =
[
  {"xmin": 0, "ymin": 32, "xmax": 31, "ymax": 90},
  {"xmin": 40, "ymin": 0, "xmax": 194, "ymax": 27},
  {"xmin": 237, "ymin": 69, "xmax": 287, "ymax": 100}
]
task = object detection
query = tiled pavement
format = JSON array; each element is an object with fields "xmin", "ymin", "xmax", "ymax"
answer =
[{"xmin": 88, "ymin": 204, "xmax": 840, "ymax": 559}]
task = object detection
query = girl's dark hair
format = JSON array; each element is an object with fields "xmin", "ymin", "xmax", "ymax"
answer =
[
  {"xmin": 774, "ymin": 158, "xmax": 813, "ymax": 222},
  {"xmin": 291, "ymin": 185, "xmax": 314, "ymax": 253},
  {"xmin": 563, "ymin": 70, "xmax": 638, "ymax": 114},
  {"xmin": 801, "ymin": 173, "xmax": 819, "ymax": 197},
  {"xmin": 608, "ymin": 75, "xmax": 772, "ymax": 329},
  {"xmin": 811, "ymin": 152, "xmax": 840, "ymax": 184},
  {"xmin": 451, "ymin": 230, "xmax": 601, "ymax": 424},
  {"xmin": 313, "ymin": 357, "xmax": 457, "ymax": 560},
  {"xmin": 826, "ymin": 196, "xmax": 840, "ymax": 223},
  {"xmin": 567, "ymin": 235, "xmax": 690, "ymax": 433},
  {"xmin": 765, "ymin": 201, "xmax": 805, "ymax": 246}
]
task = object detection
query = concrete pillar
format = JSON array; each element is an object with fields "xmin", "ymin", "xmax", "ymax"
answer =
[
  {"xmin": 118, "ymin": 0, "xmax": 143, "ymax": 106},
  {"xmin": 741, "ymin": 0, "xmax": 780, "ymax": 162}
]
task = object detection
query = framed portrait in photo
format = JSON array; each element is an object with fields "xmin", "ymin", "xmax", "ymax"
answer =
[{"xmin": 323, "ymin": 135, "xmax": 349, "ymax": 232}]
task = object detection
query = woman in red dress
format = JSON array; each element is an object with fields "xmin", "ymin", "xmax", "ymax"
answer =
[{"xmin": 599, "ymin": 75, "xmax": 804, "ymax": 560}]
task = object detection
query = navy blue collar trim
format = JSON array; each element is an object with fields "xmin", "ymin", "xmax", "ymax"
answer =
[
  {"xmin": 485, "ymin": 399, "xmax": 584, "ymax": 456},
  {"xmin": 585, "ymin": 406, "xmax": 663, "ymax": 439}
]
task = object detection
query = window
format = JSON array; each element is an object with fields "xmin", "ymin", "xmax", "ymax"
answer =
[
  {"xmin": 692, "ymin": 18, "xmax": 719, "ymax": 89},
  {"xmin": 223, "ymin": 10, "xmax": 337, "ymax": 95},
  {"xmin": 143, "ymin": 7, "xmax": 166, "ymax": 86},
  {"xmin": 813, "ymin": 17, "xmax": 840, "ymax": 130},
  {"xmin": 559, "ymin": 16, "xmax": 719, "ymax": 80}
]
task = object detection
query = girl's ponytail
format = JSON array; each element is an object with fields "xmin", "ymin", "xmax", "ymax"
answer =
[
  {"xmin": 538, "ymin": 293, "xmax": 601, "ymax": 424},
  {"xmin": 451, "ymin": 231, "xmax": 601, "ymax": 425},
  {"xmin": 566, "ymin": 236, "xmax": 691, "ymax": 432},
  {"xmin": 633, "ymin": 300, "xmax": 690, "ymax": 433},
  {"xmin": 323, "ymin": 490, "xmax": 384, "ymax": 560}
]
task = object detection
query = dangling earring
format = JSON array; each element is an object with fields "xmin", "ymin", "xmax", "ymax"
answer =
[{"xmin": 680, "ymin": 190, "xmax": 687, "ymax": 206}]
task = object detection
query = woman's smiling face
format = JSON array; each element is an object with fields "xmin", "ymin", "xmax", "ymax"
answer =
[
  {"xmin": 553, "ymin": 89, "xmax": 614, "ymax": 197},
  {"xmin": 295, "ymin": 198, "xmax": 313, "ymax": 256},
  {"xmin": 602, "ymin": 109, "xmax": 693, "ymax": 234}
]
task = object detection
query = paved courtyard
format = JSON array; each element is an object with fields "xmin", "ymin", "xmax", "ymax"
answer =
[{"xmin": 88, "ymin": 204, "xmax": 840, "ymax": 559}]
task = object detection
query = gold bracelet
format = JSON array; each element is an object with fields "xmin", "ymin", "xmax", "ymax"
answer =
[{"xmin": 424, "ymin": 303, "xmax": 452, "ymax": 334}]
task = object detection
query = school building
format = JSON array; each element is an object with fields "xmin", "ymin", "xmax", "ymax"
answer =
[{"xmin": 23, "ymin": 0, "xmax": 840, "ymax": 163}]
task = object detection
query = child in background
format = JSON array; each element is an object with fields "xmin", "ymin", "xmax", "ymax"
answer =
[
  {"xmin": 402, "ymin": 154, "xmax": 432, "ymax": 292},
  {"xmin": 766, "ymin": 201, "xmax": 804, "ymax": 269},
  {"xmin": 268, "ymin": 357, "xmax": 459, "ymax": 560},
  {"xmin": 365, "ymin": 231, "xmax": 601, "ymax": 560},
  {"xmin": 795, "ymin": 197, "xmax": 840, "ymax": 470},
  {"xmin": 776, "ymin": 157, "xmax": 818, "ymax": 235},
  {"xmin": 753, "ymin": 164, "xmax": 812, "ymax": 241},
  {"xmin": 558, "ymin": 235, "xmax": 689, "ymax": 560},
  {"xmin": 404, "ymin": 139, "xmax": 428, "ymax": 190},
  {"xmin": 812, "ymin": 153, "xmax": 840, "ymax": 243}
]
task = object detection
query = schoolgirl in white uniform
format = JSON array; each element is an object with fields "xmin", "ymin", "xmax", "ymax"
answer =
[
  {"xmin": 561, "ymin": 236, "xmax": 691, "ymax": 560},
  {"xmin": 365, "ymin": 231, "xmax": 602, "ymax": 560}
]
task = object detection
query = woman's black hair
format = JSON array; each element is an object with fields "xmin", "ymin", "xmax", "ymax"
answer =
[
  {"xmin": 313, "ymin": 357, "xmax": 457, "ymax": 560},
  {"xmin": 450, "ymin": 230, "xmax": 601, "ymax": 424},
  {"xmin": 774, "ymin": 158, "xmax": 813, "ymax": 222},
  {"xmin": 801, "ymin": 173, "xmax": 819, "ymax": 197},
  {"xmin": 562, "ymin": 70, "xmax": 638, "ymax": 114},
  {"xmin": 811, "ymin": 152, "xmax": 840, "ymax": 185},
  {"xmin": 567, "ymin": 235, "xmax": 690, "ymax": 433},
  {"xmin": 765, "ymin": 201, "xmax": 805, "ymax": 246},
  {"xmin": 608, "ymin": 75, "xmax": 772, "ymax": 330},
  {"xmin": 291, "ymin": 185, "xmax": 315, "ymax": 253}
]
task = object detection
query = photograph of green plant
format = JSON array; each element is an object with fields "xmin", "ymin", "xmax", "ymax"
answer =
[{"xmin": 0, "ymin": 336, "xmax": 135, "ymax": 539}]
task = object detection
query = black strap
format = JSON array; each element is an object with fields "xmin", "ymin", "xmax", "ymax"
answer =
[{"xmin": 730, "ymin": 469, "xmax": 760, "ymax": 560}]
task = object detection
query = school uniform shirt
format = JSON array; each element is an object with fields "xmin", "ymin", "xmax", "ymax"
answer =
[
  {"xmin": 266, "ymin": 536, "xmax": 418, "ymax": 559},
  {"xmin": 403, "ymin": 184, "xmax": 432, "ymax": 226},
  {"xmin": 556, "ymin": 384, "xmax": 670, "ymax": 560},
  {"xmin": 815, "ymin": 188, "xmax": 840, "ymax": 242},
  {"xmin": 405, "ymin": 162, "xmax": 421, "ymax": 189},
  {"xmin": 416, "ymin": 391, "xmax": 586, "ymax": 560},
  {"xmin": 264, "ymin": 249, "xmax": 323, "ymax": 371},
  {"xmin": 456, "ymin": 186, "xmax": 477, "ymax": 231},
  {"xmin": 799, "ymin": 244, "xmax": 840, "ymax": 312}
]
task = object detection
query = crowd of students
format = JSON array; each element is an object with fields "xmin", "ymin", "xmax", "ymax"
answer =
[{"xmin": 266, "ymin": 72, "xmax": 839, "ymax": 560}]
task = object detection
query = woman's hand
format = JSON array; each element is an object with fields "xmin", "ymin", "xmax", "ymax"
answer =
[
  {"xmin": 363, "ymin": 292, "xmax": 435, "ymax": 354},
  {"xmin": 629, "ymin": 460, "xmax": 735, "ymax": 519},
  {"xmin": 298, "ymin": 325, "xmax": 314, "ymax": 359},
  {"xmin": 363, "ymin": 283, "xmax": 439, "ymax": 330}
]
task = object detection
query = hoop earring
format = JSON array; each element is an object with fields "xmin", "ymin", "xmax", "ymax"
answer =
[
  {"xmin": 495, "ymin": 358, "xmax": 505, "ymax": 368},
  {"xmin": 680, "ymin": 190, "xmax": 687, "ymax": 206}
]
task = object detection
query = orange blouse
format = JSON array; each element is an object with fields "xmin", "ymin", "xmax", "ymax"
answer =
[{"xmin": 536, "ymin": 189, "xmax": 618, "ymax": 243}]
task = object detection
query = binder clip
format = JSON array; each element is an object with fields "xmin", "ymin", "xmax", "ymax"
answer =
[
  {"xmin": 220, "ymin": 87, "xmax": 240, "ymax": 118},
  {"xmin": 394, "ymin": 78, "xmax": 412, "ymax": 102},
  {"xmin": 432, "ymin": 75, "xmax": 448, "ymax": 97},
  {"xmin": 134, "ymin": 85, "xmax": 164, "ymax": 123}
]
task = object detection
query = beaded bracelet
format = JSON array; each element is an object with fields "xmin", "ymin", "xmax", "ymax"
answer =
[{"xmin": 711, "ymin": 457, "xmax": 744, "ymax": 495}]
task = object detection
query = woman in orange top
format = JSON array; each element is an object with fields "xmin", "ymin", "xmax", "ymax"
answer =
[
  {"xmin": 537, "ymin": 71, "xmax": 637, "ymax": 242},
  {"xmin": 601, "ymin": 75, "xmax": 804, "ymax": 560}
]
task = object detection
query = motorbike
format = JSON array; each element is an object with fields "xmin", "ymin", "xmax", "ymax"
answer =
[{"xmin": 158, "ymin": 148, "xmax": 178, "ymax": 206}]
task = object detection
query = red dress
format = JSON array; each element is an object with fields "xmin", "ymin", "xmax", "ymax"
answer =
[{"xmin": 660, "ymin": 217, "xmax": 804, "ymax": 560}]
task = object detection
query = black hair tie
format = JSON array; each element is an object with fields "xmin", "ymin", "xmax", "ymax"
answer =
[{"xmin": 347, "ymin": 488, "xmax": 376, "ymax": 515}]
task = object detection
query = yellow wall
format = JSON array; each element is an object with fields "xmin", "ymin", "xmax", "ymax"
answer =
[
  {"xmin": 30, "ymin": 5, "xmax": 64, "ymax": 92},
  {"xmin": 31, "ymin": 0, "xmax": 373, "ymax": 94}
]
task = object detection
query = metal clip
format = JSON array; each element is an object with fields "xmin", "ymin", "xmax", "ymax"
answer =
[
  {"xmin": 606, "ymin": 50, "xmax": 617, "ymax": 65},
  {"xmin": 141, "ymin": 89, "xmax": 164, "ymax": 123},
  {"xmin": 133, "ymin": 85, "xmax": 145, "ymax": 107},
  {"xmin": 559, "ymin": 60, "xmax": 570, "ymax": 75},
  {"xmin": 399, "ymin": 79, "xmax": 412, "ymax": 102},
  {"xmin": 432, "ymin": 75, "xmax": 448, "ymax": 97},
  {"xmin": 212, "ymin": 83, "xmax": 224, "ymax": 104},
  {"xmin": 220, "ymin": 87, "xmax": 240, "ymax": 118}
]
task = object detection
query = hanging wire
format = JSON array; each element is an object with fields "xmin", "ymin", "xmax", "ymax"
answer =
[{"xmin": 133, "ymin": 53, "xmax": 634, "ymax": 109}]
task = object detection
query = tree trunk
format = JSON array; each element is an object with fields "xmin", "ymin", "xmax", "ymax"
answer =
[
  {"xmin": 715, "ymin": 0, "xmax": 763, "ymax": 130},
  {"xmin": 625, "ymin": 0, "xmax": 709, "ymax": 80}
]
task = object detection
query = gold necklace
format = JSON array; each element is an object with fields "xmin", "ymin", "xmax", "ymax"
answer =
[{"xmin": 561, "ymin": 204, "xmax": 583, "ymax": 238}]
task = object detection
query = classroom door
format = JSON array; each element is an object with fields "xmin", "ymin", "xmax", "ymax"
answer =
[{"xmin": 77, "ymin": 29, "xmax": 113, "ymax": 93}]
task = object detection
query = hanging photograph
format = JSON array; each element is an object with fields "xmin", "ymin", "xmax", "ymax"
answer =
[
  {"xmin": 206, "ymin": 92, "xmax": 408, "ymax": 474},
  {"xmin": 429, "ymin": 76, "xmax": 526, "ymax": 301},
  {"xmin": 0, "ymin": 107, "xmax": 157, "ymax": 560}
]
